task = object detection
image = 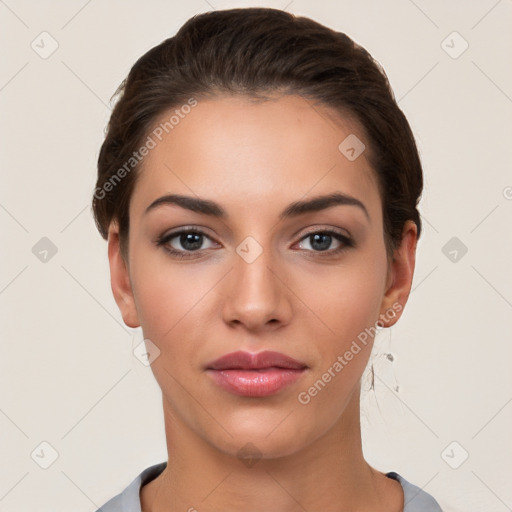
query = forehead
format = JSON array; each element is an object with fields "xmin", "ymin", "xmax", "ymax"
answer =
[{"xmin": 130, "ymin": 94, "xmax": 381, "ymax": 221}]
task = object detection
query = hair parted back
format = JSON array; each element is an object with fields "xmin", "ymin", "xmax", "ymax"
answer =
[{"xmin": 92, "ymin": 7, "xmax": 423, "ymax": 261}]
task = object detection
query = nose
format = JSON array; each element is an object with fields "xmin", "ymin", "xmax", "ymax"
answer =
[{"xmin": 221, "ymin": 241, "xmax": 292, "ymax": 332}]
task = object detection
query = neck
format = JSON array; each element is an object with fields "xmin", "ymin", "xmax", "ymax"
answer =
[{"xmin": 141, "ymin": 389, "xmax": 402, "ymax": 512}]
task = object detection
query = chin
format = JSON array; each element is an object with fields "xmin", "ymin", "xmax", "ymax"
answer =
[{"xmin": 205, "ymin": 416, "xmax": 314, "ymax": 463}]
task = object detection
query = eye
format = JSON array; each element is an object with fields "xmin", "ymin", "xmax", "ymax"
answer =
[
  {"xmin": 296, "ymin": 229, "xmax": 354, "ymax": 255},
  {"xmin": 156, "ymin": 227, "xmax": 354, "ymax": 260},
  {"xmin": 156, "ymin": 228, "xmax": 218, "ymax": 258}
]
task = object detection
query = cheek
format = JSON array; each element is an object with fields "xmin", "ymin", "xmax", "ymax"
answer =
[
  {"xmin": 293, "ymin": 251, "xmax": 388, "ymax": 354},
  {"xmin": 128, "ymin": 263, "xmax": 211, "ymax": 410},
  {"xmin": 129, "ymin": 252, "xmax": 221, "ymax": 361},
  {"xmin": 293, "ymin": 255, "xmax": 387, "ymax": 417},
  {"xmin": 130, "ymin": 237, "xmax": 194, "ymax": 315}
]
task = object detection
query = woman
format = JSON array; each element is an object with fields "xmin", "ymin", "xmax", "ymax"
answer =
[{"xmin": 92, "ymin": 7, "xmax": 442, "ymax": 511}]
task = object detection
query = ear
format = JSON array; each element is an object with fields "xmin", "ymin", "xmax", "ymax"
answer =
[
  {"xmin": 107, "ymin": 222, "xmax": 140, "ymax": 328},
  {"xmin": 378, "ymin": 220, "xmax": 418, "ymax": 327}
]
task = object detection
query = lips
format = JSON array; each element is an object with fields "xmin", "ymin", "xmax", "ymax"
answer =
[
  {"xmin": 205, "ymin": 350, "xmax": 308, "ymax": 397},
  {"xmin": 206, "ymin": 350, "xmax": 308, "ymax": 371}
]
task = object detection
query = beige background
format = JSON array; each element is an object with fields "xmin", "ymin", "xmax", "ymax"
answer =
[{"xmin": 1, "ymin": 1, "xmax": 511, "ymax": 511}]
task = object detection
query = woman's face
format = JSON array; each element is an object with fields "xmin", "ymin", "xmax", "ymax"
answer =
[{"xmin": 109, "ymin": 94, "xmax": 416, "ymax": 459}]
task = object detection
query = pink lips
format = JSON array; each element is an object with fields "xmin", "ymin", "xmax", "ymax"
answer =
[{"xmin": 205, "ymin": 350, "xmax": 308, "ymax": 397}]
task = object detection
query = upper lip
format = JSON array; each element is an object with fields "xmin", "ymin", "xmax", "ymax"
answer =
[{"xmin": 206, "ymin": 350, "xmax": 308, "ymax": 371}]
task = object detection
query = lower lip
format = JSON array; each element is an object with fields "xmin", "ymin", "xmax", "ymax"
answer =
[{"xmin": 206, "ymin": 367, "xmax": 306, "ymax": 397}]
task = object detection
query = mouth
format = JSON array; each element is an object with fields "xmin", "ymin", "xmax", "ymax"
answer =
[{"xmin": 205, "ymin": 350, "xmax": 308, "ymax": 397}]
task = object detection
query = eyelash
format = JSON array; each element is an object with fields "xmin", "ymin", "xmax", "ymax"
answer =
[{"xmin": 156, "ymin": 226, "xmax": 354, "ymax": 260}]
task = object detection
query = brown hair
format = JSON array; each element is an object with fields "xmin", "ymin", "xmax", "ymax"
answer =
[{"xmin": 91, "ymin": 7, "xmax": 423, "ymax": 261}]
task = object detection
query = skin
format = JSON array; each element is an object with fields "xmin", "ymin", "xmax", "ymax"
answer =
[{"xmin": 108, "ymin": 93, "xmax": 417, "ymax": 512}]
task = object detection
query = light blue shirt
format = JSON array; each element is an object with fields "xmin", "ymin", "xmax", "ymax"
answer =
[{"xmin": 95, "ymin": 462, "xmax": 443, "ymax": 511}]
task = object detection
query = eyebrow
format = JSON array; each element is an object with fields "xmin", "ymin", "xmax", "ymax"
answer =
[{"xmin": 144, "ymin": 192, "xmax": 370, "ymax": 221}]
